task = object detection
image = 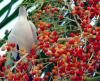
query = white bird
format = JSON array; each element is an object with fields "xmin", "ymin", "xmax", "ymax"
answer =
[{"xmin": 8, "ymin": 6, "xmax": 37, "ymax": 59}]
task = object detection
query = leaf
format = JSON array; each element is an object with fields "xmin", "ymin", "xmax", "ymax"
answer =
[
  {"xmin": 0, "ymin": 0, "xmax": 18, "ymax": 29},
  {"xmin": 85, "ymin": 76, "xmax": 100, "ymax": 81},
  {"xmin": 4, "ymin": 52, "xmax": 14, "ymax": 67},
  {"xmin": 41, "ymin": 63, "xmax": 54, "ymax": 79},
  {"xmin": 5, "ymin": 59, "xmax": 14, "ymax": 67},
  {"xmin": 0, "ymin": 0, "xmax": 3, "ymax": 2},
  {"xmin": 0, "ymin": 31, "xmax": 10, "ymax": 47},
  {"xmin": 0, "ymin": 79, "xmax": 3, "ymax": 81},
  {"xmin": 67, "ymin": 0, "xmax": 70, "ymax": 2},
  {"xmin": 39, "ymin": 51, "xmax": 48, "ymax": 58}
]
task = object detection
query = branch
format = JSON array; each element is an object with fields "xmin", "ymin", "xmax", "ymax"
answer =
[
  {"xmin": 0, "ymin": 77, "xmax": 5, "ymax": 79},
  {"xmin": 41, "ymin": 62, "xmax": 52, "ymax": 70},
  {"xmin": 95, "ymin": 71, "xmax": 100, "ymax": 75},
  {"xmin": 64, "ymin": 17, "xmax": 76, "ymax": 22},
  {"xmin": 87, "ymin": 53, "xmax": 94, "ymax": 64},
  {"xmin": 85, "ymin": 76, "xmax": 100, "ymax": 81},
  {"xmin": 58, "ymin": 38, "xmax": 66, "ymax": 42},
  {"xmin": 10, "ymin": 53, "xmax": 28, "ymax": 71},
  {"xmin": 63, "ymin": 0, "xmax": 83, "ymax": 35},
  {"xmin": 73, "ymin": 15, "xmax": 82, "ymax": 33},
  {"xmin": 76, "ymin": 15, "xmax": 83, "ymax": 22}
]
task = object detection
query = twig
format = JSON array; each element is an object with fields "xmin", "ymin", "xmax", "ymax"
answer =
[
  {"xmin": 95, "ymin": 71, "xmax": 100, "ymax": 75},
  {"xmin": 58, "ymin": 38, "xmax": 66, "ymax": 42},
  {"xmin": 32, "ymin": 57, "xmax": 51, "ymax": 62},
  {"xmin": 57, "ymin": 62, "xmax": 60, "ymax": 80},
  {"xmin": 41, "ymin": 62, "xmax": 52, "ymax": 70},
  {"xmin": 73, "ymin": 15, "xmax": 83, "ymax": 33},
  {"xmin": 77, "ymin": 15, "xmax": 83, "ymax": 22},
  {"xmin": 10, "ymin": 53, "xmax": 28, "ymax": 71},
  {"xmin": 88, "ymin": 53, "xmax": 94, "ymax": 64},
  {"xmin": 0, "ymin": 77, "xmax": 5, "ymax": 79},
  {"xmin": 84, "ymin": 37, "xmax": 87, "ymax": 52},
  {"xmin": 64, "ymin": 17, "xmax": 76, "ymax": 22},
  {"xmin": 49, "ymin": 76, "xmax": 52, "ymax": 81},
  {"xmin": 63, "ymin": 0, "xmax": 83, "ymax": 35}
]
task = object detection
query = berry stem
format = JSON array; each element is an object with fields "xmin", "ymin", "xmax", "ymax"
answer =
[
  {"xmin": 88, "ymin": 53, "xmax": 94, "ymax": 64},
  {"xmin": 73, "ymin": 15, "xmax": 83, "ymax": 34},
  {"xmin": 10, "ymin": 53, "xmax": 28, "ymax": 71}
]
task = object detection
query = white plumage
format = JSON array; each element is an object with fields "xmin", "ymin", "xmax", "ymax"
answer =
[{"xmin": 8, "ymin": 6, "xmax": 37, "ymax": 59}]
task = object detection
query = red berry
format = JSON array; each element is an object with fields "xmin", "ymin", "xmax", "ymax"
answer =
[
  {"xmin": 46, "ymin": 51, "xmax": 52, "ymax": 56},
  {"xmin": 2, "ymin": 66, "xmax": 6, "ymax": 71},
  {"xmin": 44, "ymin": 75, "xmax": 49, "ymax": 80},
  {"xmin": 70, "ymin": 70, "xmax": 75, "ymax": 74},
  {"xmin": 87, "ymin": 7, "xmax": 91, "ymax": 10},
  {"xmin": 33, "ymin": 55, "xmax": 38, "ymax": 59},
  {"xmin": 70, "ymin": 33, "xmax": 75, "ymax": 37},
  {"xmin": 69, "ymin": 40, "xmax": 75, "ymax": 44},
  {"xmin": 96, "ymin": 35, "xmax": 100, "ymax": 40},
  {"xmin": 47, "ymin": 72, "xmax": 51, "ymax": 76},
  {"xmin": 24, "ymin": 74, "xmax": 29, "ymax": 81},
  {"xmin": 80, "ymin": 3, "xmax": 84, "ymax": 7},
  {"xmin": 59, "ymin": 15, "xmax": 64, "ymax": 20},
  {"xmin": 91, "ymin": 30, "xmax": 96, "ymax": 34},
  {"xmin": 52, "ymin": 31, "xmax": 58, "ymax": 36},
  {"xmin": 53, "ymin": 36, "xmax": 59, "ymax": 42},
  {"xmin": 32, "ymin": 71, "xmax": 36, "ymax": 75},
  {"xmin": 40, "ymin": 25, "xmax": 45, "ymax": 31},
  {"xmin": 71, "ymin": 76, "xmax": 76, "ymax": 81},
  {"xmin": 30, "ymin": 49, "xmax": 35, "ymax": 55},
  {"xmin": 10, "ymin": 43, "xmax": 16, "ymax": 48},
  {"xmin": 38, "ymin": 41, "xmax": 44, "ymax": 45},
  {"xmin": 66, "ymin": 56, "xmax": 71, "ymax": 63},
  {"xmin": 87, "ymin": 24, "xmax": 92, "ymax": 28},
  {"xmin": 6, "ymin": 46, "xmax": 11, "ymax": 51},
  {"xmin": 89, "ymin": 0, "xmax": 94, "ymax": 4},
  {"xmin": 34, "ymin": 77, "xmax": 42, "ymax": 81},
  {"xmin": 44, "ymin": 42, "xmax": 50, "ymax": 48},
  {"xmin": 47, "ymin": 23, "xmax": 52, "ymax": 28}
]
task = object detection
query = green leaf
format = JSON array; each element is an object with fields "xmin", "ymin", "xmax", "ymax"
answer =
[
  {"xmin": 0, "ymin": 31, "xmax": 10, "ymax": 47},
  {"xmin": 85, "ymin": 76, "xmax": 100, "ymax": 81},
  {"xmin": 41, "ymin": 63, "xmax": 54, "ymax": 78},
  {"xmin": 0, "ymin": 0, "xmax": 18, "ymax": 16},
  {"xmin": 39, "ymin": 51, "xmax": 48, "ymax": 58},
  {"xmin": 67, "ymin": 0, "xmax": 70, "ymax": 2},
  {"xmin": 0, "ymin": 8, "xmax": 19, "ymax": 29},
  {"xmin": 5, "ymin": 52, "xmax": 14, "ymax": 66},
  {"xmin": 0, "ymin": 0, "xmax": 3, "ymax": 3},
  {"xmin": 5, "ymin": 59, "xmax": 14, "ymax": 67}
]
